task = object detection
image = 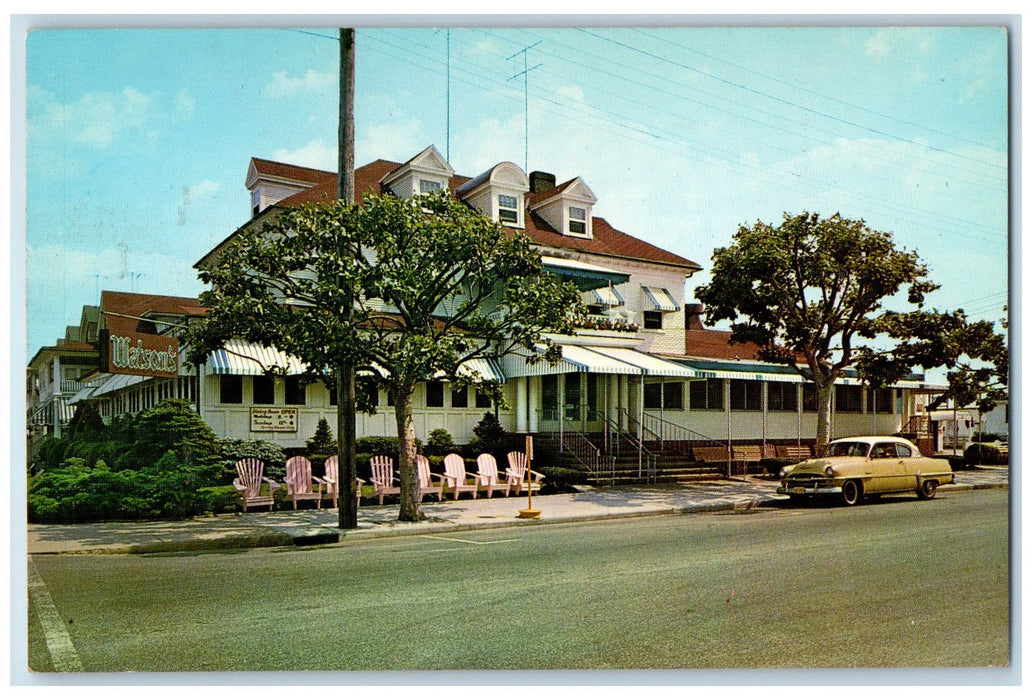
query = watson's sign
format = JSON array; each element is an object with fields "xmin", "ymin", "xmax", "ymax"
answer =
[{"xmin": 100, "ymin": 329, "xmax": 179, "ymax": 378}]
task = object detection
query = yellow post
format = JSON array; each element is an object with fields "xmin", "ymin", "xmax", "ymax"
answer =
[{"xmin": 517, "ymin": 434, "xmax": 540, "ymax": 519}]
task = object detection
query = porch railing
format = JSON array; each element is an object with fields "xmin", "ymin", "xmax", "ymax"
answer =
[
  {"xmin": 603, "ymin": 412, "xmax": 657, "ymax": 483},
  {"xmin": 538, "ymin": 423, "xmax": 616, "ymax": 487}
]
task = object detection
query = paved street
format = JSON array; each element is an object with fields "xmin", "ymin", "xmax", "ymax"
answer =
[{"xmin": 27, "ymin": 486, "xmax": 1010, "ymax": 674}]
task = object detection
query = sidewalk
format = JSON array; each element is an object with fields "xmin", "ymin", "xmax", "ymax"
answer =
[{"xmin": 26, "ymin": 467, "xmax": 1009, "ymax": 556}]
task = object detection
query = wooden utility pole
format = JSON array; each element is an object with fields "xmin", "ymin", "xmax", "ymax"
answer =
[{"xmin": 337, "ymin": 28, "xmax": 358, "ymax": 529}]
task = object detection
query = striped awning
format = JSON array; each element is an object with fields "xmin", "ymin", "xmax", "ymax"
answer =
[
  {"xmin": 207, "ymin": 340, "xmax": 308, "ymax": 376},
  {"xmin": 541, "ymin": 256, "xmax": 631, "ymax": 291},
  {"xmin": 588, "ymin": 346, "xmax": 697, "ymax": 378},
  {"xmin": 587, "ymin": 286, "xmax": 624, "ymax": 308},
  {"xmin": 502, "ymin": 344, "xmax": 643, "ymax": 377},
  {"xmin": 642, "ymin": 286, "xmax": 680, "ymax": 312},
  {"xmin": 67, "ymin": 384, "xmax": 98, "ymax": 404},
  {"xmin": 456, "ymin": 357, "xmax": 506, "ymax": 383},
  {"xmin": 92, "ymin": 372, "xmax": 151, "ymax": 396}
]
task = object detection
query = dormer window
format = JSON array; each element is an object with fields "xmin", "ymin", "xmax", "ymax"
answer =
[
  {"xmin": 498, "ymin": 194, "xmax": 519, "ymax": 223},
  {"xmin": 569, "ymin": 206, "xmax": 587, "ymax": 234},
  {"xmin": 420, "ymin": 179, "xmax": 442, "ymax": 194},
  {"xmin": 455, "ymin": 161, "xmax": 529, "ymax": 228},
  {"xmin": 251, "ymin": 188, "xmax": 262, "ymax": 217}
]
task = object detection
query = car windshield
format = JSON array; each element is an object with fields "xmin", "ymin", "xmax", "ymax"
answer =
[{"xmin": 823, "ymin": 441, "xmax": 869, "ymax": 458}]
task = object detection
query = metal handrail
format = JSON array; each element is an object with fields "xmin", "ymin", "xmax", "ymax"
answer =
[
  {"xmin": 606, "ymin": 411, "xmax": 657, "ymax": 483},
  {"xmin": 635, "ymin": 411, "xmax": 726, "ymax": 455},
  {"xmin": 537, "ymin": 426, "xmax": 614, "ymax": 486}
]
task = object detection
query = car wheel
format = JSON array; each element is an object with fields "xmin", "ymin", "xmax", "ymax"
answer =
[
  {"xmin": 841, "ymin": 480, "xmax": 862, "ymax": 506},
  {"xmin": 917, "ymin": 480, "xmax": 938, "ymax": 500}
]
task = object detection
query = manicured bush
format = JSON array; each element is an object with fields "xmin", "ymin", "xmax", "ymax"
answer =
[
  {"xmin": 426, "ymin": 428, "xmax": 455, "ymax": 456},
  {"xmin": 218, "ymin": 438, "xmax": 287, "ymax": 481},
  {"xmin": 468, "ymin": 412, "xmax": 506, "ymax": 457},
  {"xmin": 537, "ymin": 465, "xmax": 584, "ymax": 493},
  {"xmin": 197, "ymin": 485, "xmax": 241, "ymax": 515},
  {"xmin": 118, "ymin": 400, "xmax": 223, "ymax": 484}
]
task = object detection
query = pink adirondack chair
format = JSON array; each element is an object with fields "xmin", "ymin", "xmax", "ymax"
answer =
[
  {"xmin": 322, "ymin": 455, "xmax": 364, "ymax": 509},
  {"xmin": 475, "ymin": 453, "xmax": 510, "ymax": 498},
  {"xmin": 442, "ymin": 453, "xmax": 479, "ymax": 500},
  {"xmin": 284, "ymin": 456, "xmax": 325, "ymax": 510},
  {"xmin": 415, "ymin": 455, "xmax": 444, "ymax": 502},
  {"xmin": 233, "ymin": 458, "xmax": 279, "ymax": 512},
  {"xmin": 370, "ymin": 455, "xmax": 401, "ymax": 505},
  {"xmin": 506, "ymin": 451, "xmax": 544, "ymax": 495}
]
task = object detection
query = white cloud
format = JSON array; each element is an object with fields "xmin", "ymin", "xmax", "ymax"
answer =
[
  {"xmin": 271, "ymin": 139, "xmax": 337, "ymax": 171},
  {"xmin": 356, "ymin": 119, "xmax": 428, "ymax": 165},
  {"xmin": 865, "ymin": 28, "xmax": 935, "ymax": 59},
  {"xmin": 556, "ymin": 84, "xmax": 585, "ymax": 103},
  {"xmin": 178, "ymin": 180, "xmax": 222, "ymax": 226},
  {"xmin": 29, "ymin": 86, "xmax": 159, "ymax": 150},
  {"xmin": 175, "ymin": 89, "xmax": 196, "ymax": 118},
  {"xmin": 263, "ymin": 69, "xmax": 335, "ymax": 99}
]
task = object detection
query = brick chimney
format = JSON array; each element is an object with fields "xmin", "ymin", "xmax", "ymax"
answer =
[
  {"xmin": 685, "ymin": 302, "xmax": 706, "ymax": 330},
  {"xmin": 529, "ymin": 171, "xmax": 557, "ymax": 194}
]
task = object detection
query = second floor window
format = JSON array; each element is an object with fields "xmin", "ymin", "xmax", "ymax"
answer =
[
  {"xmin": 643, "ymin": 311, "xmax": 663, "ymax": 330},
  {"xmin": 569, "ymin": 206, "xmax": 586, "ymax": 234},
  {"xmin": 419, "ymin": 179, "xmax": 442, "ymax": 194},
  {"xmin": 498, "ymin": 194, "xmax": 519, "ymax": 223}
]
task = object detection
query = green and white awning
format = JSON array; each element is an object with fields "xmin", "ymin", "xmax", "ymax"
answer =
[
  {"xmin": 642, "ymin": 286, "xmax": 680, "ymax": 312},
  {"xmin": 207, "ymin": 340, "xmax": 308, "ymax": 376},
  {"xmin": 501, "ymin": 344, "xmax": 697, "ymax": 378},
  {"xmin": 588, "ymin": 286, "xmax": 624, "ymax": 308}
]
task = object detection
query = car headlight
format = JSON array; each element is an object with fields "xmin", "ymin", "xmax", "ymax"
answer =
[
  {"xmin": 824, "ymin": 465, "xmax": 836, "ymax": 477},
  {"xmin": 779, "ymin": 468, "xmax": 787, "ymax": 479}
]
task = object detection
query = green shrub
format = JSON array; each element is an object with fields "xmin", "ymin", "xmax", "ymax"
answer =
[
  {"xmin": 426, "ymin": 428, "xmax": 455, "ymax": 456},
  {"xmin": 218, "ymin": 438, "xmax": 287, "ymax": 481},
  {"xmin": 468, "ymin": 412, "xmax": 506, "ymax": 457},
  {"xmin": 124, "ymin": 400, "xmax": 223, "ymax": 484},
  {"xmin": 35, "ymin": 436, "xmax": 69, "ymax": 472},
  {"xmin": 197, "ymin": 485, "xmax": 240, "ymax": 515},
  {"xmin": 537, "ymin": 465, "xmax": 584, "ymax": 493}
]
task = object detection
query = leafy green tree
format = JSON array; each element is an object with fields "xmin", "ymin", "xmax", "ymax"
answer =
[
  {"xmin": 119, "ymin": 399, "xmax": 223, "ymax": 484},
  {"xmin": 190, "ymin": 191, "xmax": 580, "ymax": 522},
  {"xmin": 696, "ymin": 212, "xmax": 939, "ymax": 450}
]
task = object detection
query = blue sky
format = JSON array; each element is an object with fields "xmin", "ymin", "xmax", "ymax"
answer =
[{"xmin": 22, "ymin": 23, "xmax": 1010, "ymax": 362}]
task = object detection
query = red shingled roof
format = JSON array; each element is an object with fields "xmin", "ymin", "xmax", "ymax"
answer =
[
  {"xmin": 258, "ymin": 158, "xmax": 700, "ymax": 271},
  {"xmin": 101, "ymin": 291, "xmax": 208, "ymax": 320}
]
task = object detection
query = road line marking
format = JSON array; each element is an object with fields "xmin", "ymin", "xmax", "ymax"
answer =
[
  {"xmin": 418, "ymin": 534, "xmax": 520, "ymax": 545},
  {"xmin": 27, "ymin": 556, "xmax": 84, "ymax": 672}
]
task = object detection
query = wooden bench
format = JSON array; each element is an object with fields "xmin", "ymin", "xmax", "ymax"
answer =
[
  {"xmin": 776, "ymin": 444, "xmax": 813, "ymax": 462},
  {"xmin": 733, "ymin": 444, "xmax": 764, "ymax": 465},
  {"xmin": 693, "ymin": 445, "xmax": 733, "ymax": 474}
]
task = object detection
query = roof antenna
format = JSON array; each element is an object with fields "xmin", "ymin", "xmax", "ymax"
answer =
[{"xmin": 508, "ymin": 41, "xmax": 542, "ymax": 172}]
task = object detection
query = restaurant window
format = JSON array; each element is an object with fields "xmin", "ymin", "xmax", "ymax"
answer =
[
  {"xmin": 284, "ymin": 377, "xmax": 306, "ymax": 406},
  {"xmin": 690, "ymin": 378, "xmax": 723, "ymax": 411},
  {"xmin": 425, "ymin": 380, "xmax": 444, "ymax": 408},
  {"xmin": 802, "ymin": 383, "xmax": 820, "ymax": 413},
  {"xmin": 542, "ymin": 375, "xmax": 559, "ymax": 419},
  {"xmin": 643, "ymin": 310, "xmax": 663, "ymax": 330},
  {"xmin": 252, "ymin": 375, "xmax": 275, "ymax": 405},
  {"xmin": 767, "ymin": 382, "xmax": 798, "ymax": 412},
  {"xmin": 730, "ymin": 379, "xmax": 762, "ymax": 411},
  {"xmin": 663, "ymin": 381, "xmax": 684, "ymax": 410},
  {"xmin": 219, "ymin": 375, "xmax": 243, "ymax": 404},
  {"xmin": 564, "ymin": 372, "xmax": 581, "ymax": 421},
  {"xmin": 451, "ymin": 384, "xmax": 469, "ymax": 408},
  {"xmin": 835, "ymin": 385, "xmax": 862, "ymax": 413},
  {"xmin": 644, "ymin": 382, "xmax": 662, "ymax": 410},
  {"xmin": 476, "ymin": 388, "xmax": 493, "ymax": 409},
  {"xmin": 866, "ymin": 387, "xmax": 894, "ymax": 414}
]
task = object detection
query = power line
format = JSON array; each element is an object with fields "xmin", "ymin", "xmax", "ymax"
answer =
[
  {"xmin": 459, "ymin": 29, "xmax": 1005, "ymax": 239},
  {"xmin": 578, "ymin": 28, "xmax": 1007, "ymax": 175},
  {"xmin": 629, "ymin": 27, "xmax": 1000, "ymax": 154},
  {"xmin": 363, "ymin": 30, "xmax": 1007, "ymax": 248}
]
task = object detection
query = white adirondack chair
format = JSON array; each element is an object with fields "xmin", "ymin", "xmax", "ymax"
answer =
[
  {"xmin": 322, "ymin": 455, "xmax": 364, "ymax": 509},
  {"xmin": 415, "ymin": 455, "xmax": 444, "ymax": 502},
  {"xmin": 442, "ymin": 453, "xmax": 479, "ymax": 500},
  {"xmin": 370, "ymin": 455, "xmax": 401, "ymax": 505},
  {"xmin": 506, "ymin": 451, "xmax": 544, "ymax": 495},
  {"xmin": 233, "ymin": 458, "xmax": 279, "ymax": 512},
  {"xmin": 475, "ymin": 453, "xmax": 510, "ymax": 498},
  {"xmin": 283, "ymin": 455, "xmax": 325, "ymax": 510}
]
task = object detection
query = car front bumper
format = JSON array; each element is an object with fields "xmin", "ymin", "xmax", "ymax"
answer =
[{"xmin": 777, "ymin": 484, "xmax": 843, "ymax": 497}]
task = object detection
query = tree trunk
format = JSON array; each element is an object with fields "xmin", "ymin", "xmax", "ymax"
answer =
[
  {"xmin": 815, "ymin": 380, "xmax": 835, "ymax": 454},
  {"xmin": 393, "ymin": 385, "xmax": 424, "ymax": 522}
]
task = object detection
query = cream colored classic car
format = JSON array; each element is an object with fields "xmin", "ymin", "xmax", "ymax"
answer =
[{"xmin": 777, "ymin": 436, "xmax": 955, "ymax": 506}]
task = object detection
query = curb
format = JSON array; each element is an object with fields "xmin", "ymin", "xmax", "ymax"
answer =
[{"xmin": 28, "ymin": 480, "xmax": 1006, "ymax": 556}]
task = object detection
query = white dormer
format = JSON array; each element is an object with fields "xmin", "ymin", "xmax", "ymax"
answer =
[
  {"xmin": 245, "ymin": 158, "xmax": 329, "ymax": 216},
  {"xmin": 455, "ymin": 162, "xmax": 530, "ymax": 228},
  {"xmin": 529, "ymin": 177, "xmax": 598, "ymax": 239},
  {"xmin": 380, "ymin": 145, "xmax": 455, "ymax": 199}
]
